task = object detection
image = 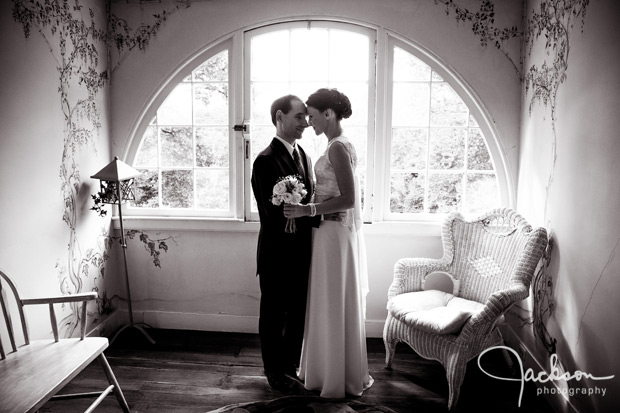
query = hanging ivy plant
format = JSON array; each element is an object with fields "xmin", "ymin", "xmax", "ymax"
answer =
[
  {"xmin": 435, "ymin": 0, "xmax": 522, "ymax": 77},
  {"xmin": 524, "ymin": 0, "xmax": 590, "ymax": 119}
]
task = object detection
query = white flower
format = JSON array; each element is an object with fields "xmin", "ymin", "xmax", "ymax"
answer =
[{"xmin": 273, "ymin": 181, "xmax": 287, "ymax": 196}]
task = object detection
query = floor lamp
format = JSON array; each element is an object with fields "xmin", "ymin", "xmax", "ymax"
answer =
[{"xmin": 91, "ymin": 156, "xmax": 155, "ymax": 345}]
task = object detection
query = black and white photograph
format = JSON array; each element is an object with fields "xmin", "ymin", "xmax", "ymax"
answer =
[{"xmin": 1, "ymin": 0, "xmax": 618, "ymax": 412}]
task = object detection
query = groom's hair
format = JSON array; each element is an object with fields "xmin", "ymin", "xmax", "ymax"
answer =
[{"xmin": 270, "ymin": 94, "xmax": 302, "ymax": 126}]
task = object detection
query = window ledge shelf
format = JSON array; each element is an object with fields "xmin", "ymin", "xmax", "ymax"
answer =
[{"xmin": 112, "ymin": 216, "xmax": 441, "ymax": 236}]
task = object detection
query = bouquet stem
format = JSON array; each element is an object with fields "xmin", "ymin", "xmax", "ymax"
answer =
[{"xmin": 285, "ymin": 217, "xmax": 297, "ymax": 233}]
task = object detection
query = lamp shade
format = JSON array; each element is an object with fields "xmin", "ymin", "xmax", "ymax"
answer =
[{"xmin": 91, "ymin": 156, "xmax": 141, "ymax": 182}]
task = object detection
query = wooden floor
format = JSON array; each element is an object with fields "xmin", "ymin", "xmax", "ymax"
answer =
[{"xmin": 39, "ymin": 328, "xmax": 554, "ymax": 413}]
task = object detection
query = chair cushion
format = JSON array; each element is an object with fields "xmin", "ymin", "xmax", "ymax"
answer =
[{"xmin": 387, "ymin": 290, "xmax": 485, "ymax": 334}]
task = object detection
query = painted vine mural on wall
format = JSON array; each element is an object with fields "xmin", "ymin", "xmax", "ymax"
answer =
[
  {"xmin": 438, "ymin": 0, "xmax": 590, "ymax": 359},
  {"xmin": 11, "ymin": 0, "xmax": 188, "ymax": 337}
]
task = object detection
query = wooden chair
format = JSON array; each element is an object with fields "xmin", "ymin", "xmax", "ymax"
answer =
[
  {"xmin": 383, "ymin": 208, "xmax": 548, "ymax": 410},
  {"xmin": 0, "ymin": 268, "xmax": 130, "ymax": 413}
]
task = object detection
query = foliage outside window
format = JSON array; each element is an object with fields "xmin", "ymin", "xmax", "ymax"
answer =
[
  {"xmin": 388, "ymin": 46, "xmax": 498, "ymax": 218},
  {"xmin": 132, "ymin": 50, "xmax": 230, "ymax": 214}
]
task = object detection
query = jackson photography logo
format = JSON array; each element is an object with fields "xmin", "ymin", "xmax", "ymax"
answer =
[{"xmin": 478, "ymin": 346, "xmax": 615, "ymax": 407}]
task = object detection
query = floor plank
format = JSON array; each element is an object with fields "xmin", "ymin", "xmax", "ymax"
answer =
[{"xmin": 37, "ymin": 328, "xmax": 554, "ymax": 412}]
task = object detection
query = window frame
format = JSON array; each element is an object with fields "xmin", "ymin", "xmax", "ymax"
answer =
[
  {"xmin": 121, "ymin": 22, "xmax": 512, "ymax": 232},
  {"xmin": 380, "ymin": 34, "xmax": 510, "ymax": 222},
  {"xmin": 242, "ymin": 21, "xmax": 377, "ymax": 223},
  {"xmin": 123, "ymin": 38, "xmax": 239, "ymax": 219}
]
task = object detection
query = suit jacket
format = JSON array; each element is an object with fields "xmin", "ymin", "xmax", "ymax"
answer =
[{"xmin": 251, "ymin": 138, "xmax": 315, "ymax": 277}]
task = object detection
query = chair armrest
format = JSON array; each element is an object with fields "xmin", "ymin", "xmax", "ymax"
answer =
[
  {"xmin": 459, "ymin": 285, "xmax": 529, "ymax": 340},
  {"xmin": 387, "ymin": 257, "xmax": 447, "ymax": 300},
  {"xmin": 21, "ymin": 292, "xmax": 97, "ymax": 306},
  {"xmin": 21, "ymin": 292, "xmax": 97, "ymax": 341}
]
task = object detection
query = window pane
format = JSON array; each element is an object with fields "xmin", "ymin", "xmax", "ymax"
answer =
[
  {"xmin": 194, "ymin": 83, "xmax": 228, "ymax": 124},
  {"xmin": 196, "ymin": 169, "xmax": 229, "ymax": 210},
  {"xmin": 391, "ymin": 128, "xmax": 427, "ymax": 170},
  {"xmin": 393, "ymin": 47, "xmax": 431, "ymax": 81},
  {"xmin": 429, "ymin": 128, "xmax": 465, "ymax": 170},
  {"xmin": 290, "ymin": 29, "xmax": 329, "ymax": 81},
  {"xmin": 196, "ymin": 127, "xmax": 228, "ymax": 167},
  {"xmin": 430, "ymin": 83, "xmax": 468, "ymax": 127},
  {"xmin": 428, "ymin": 173, "xmax": 462, "ymax": 213},
  {"xmin": 329, "ymin": 30, "xmax": 369, "ymax": 81},
  {"xmin": 162, "ymin": 170, "xmax": 193, "ymax": 208},
  {"xmin": 468, "ymin": 128, "xmax": 493, "ymax": 170},
  {"xmin": 160, "ymin": 127, "xmax": 193, "ymax": 167},
  {"xmin": 252, "ymin": 31, "xmax": 290, "ymax": 81},
  {"xmin": 157, "ymin": 83, "xmax": 192, "ymax": 125},
  {"xmin": 193, "ymin": 50, "xmax": 228, "ymax": 81},
  {"xmin": 390, "ymin": 172, "xmax": 424, "ymax": 213},
  {"xmin": 392, "ymin": 83, "xmax": 430, "ymax": 127},
  {"xmin": 135, "ymin": 125, "xmax": 158, "ymax": 167},
  {"xmin": 465, "ymin": 173, "xmax": 499, "ymax": 215},
  {"xmin": 132, "ymin": 169, "xmax": 159, "ymax": 208}
]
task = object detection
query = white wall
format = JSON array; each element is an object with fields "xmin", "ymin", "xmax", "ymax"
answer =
[
  {"xmin": 0, "ymin": 0, "xmax": 121, "ymax": 338},
  {"xmin": 108, "ymin": 0, "xmax": 523, "ymax": 337},
  {"xmin": 517, "ymin": 0, "xmax": 620, "ymax": 411}
]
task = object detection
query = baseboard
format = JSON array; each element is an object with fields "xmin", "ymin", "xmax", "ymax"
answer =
[
  {"xmin": 143, "ymin": 310, "xmax": 260, "ymax": 333},
  {"xmin": 503, "ymin": 323, "xmax": 580, "ymax": 413},
  {"xmin": 365, "ymin": 319, "xmax": 386, "ymax": 338},
  {"xmin": 111, "ymin": 309, "xmax": 386, "ymax": 338}
]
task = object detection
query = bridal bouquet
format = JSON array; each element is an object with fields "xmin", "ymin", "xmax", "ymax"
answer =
[{"xmin": 271, "ymin": 175, "xmax": 307, "ymax": 233}]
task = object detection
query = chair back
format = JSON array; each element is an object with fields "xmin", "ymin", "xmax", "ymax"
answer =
[
  {"xmin": 441, "ymin": 208, "xmax": 547, "ymax": 303},
  {"xmin": 0, "ymin": 269, "xmax": 30, "ymax": 359}
]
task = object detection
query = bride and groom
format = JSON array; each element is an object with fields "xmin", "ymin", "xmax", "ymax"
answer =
[{"xmin": 251, "ymin": 89, "xmax": 373, "ymax": 398}]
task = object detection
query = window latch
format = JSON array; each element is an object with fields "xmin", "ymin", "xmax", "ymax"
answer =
[{"xmin": 233, "ymin": 124, "xmax": 247, "ymax": 132}]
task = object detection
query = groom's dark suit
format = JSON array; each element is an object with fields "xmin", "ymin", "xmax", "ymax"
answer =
[{"xmin": 251, "ymin": 138, "xmax": 315, "ymax": 376}]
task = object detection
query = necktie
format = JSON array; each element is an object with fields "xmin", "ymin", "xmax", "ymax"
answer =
[{"xmin": 293, "ymin": 148, "xmax": 305, "ymax": 178}]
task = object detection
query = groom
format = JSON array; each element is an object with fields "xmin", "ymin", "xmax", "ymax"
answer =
[{"xmin": 251, "ymin": 94, "xmax": 315, "ymax": 392}]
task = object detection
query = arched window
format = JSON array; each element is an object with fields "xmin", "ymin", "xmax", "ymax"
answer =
[
  {"xmin": 128, "ymin": 22, "xmax": 504, "ymax": 224},
  {"xmin": 131, "ymin": 43, "xmax": 232, "ymax": 217},
  {"xmin": 386, "ymin": 39, "xmax": 500, "ymax": 220}
]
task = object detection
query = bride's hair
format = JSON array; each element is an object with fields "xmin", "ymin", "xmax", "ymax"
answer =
[{"xmin": 306, "ymin": 88, "xmax": 352, "ymax": 121}]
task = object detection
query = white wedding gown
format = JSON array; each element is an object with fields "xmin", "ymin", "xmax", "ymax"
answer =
[{"xmin": 299, "ymin": 136, "xmax": 373, "ymax": 398}]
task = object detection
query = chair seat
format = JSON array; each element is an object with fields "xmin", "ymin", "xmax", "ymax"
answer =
[
  {"xmin": 387, "ymin": 290, "xmax": 485, "ymax": 335},
  {"xmin": 0, "ymin": 337, "xmax": 109, "ymax": 413}
]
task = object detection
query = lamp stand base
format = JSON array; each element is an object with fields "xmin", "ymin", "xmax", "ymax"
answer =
[{"xmin": 109, "ymin": 323, "xmax": 156, "ymax": 346}]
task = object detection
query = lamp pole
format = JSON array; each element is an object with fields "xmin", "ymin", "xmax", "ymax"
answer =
[
  {"xmin": 116, "ymin": 181, "xmax": 133, "ymax": 325},
  {"xmin": 92, "ymin": 156, "xmax": 155, "ymax": 345}
]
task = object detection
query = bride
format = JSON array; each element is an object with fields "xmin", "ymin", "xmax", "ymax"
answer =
[{"xmin": 284, "ymin": 88, "xmax": 373, "ymax": 398}]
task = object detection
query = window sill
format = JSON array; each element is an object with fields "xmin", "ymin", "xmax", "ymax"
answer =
[{"xmin": 112, "ymin": 216, "xmax": 441, "ymax": 236}]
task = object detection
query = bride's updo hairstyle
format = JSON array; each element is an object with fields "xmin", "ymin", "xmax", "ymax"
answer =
[{"xmin": 306, "ymin": 88, "xmax": 352, "ymax": 121}]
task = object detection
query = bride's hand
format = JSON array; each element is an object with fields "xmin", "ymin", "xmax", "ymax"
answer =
[{"xmin": 283, "ymin": 204, "xmax": 304, "ymax": 218}]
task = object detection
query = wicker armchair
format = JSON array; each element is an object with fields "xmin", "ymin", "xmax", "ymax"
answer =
[{"xmin": 383, "ymin": 208, "xmax": 548, "ymax": 410}]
